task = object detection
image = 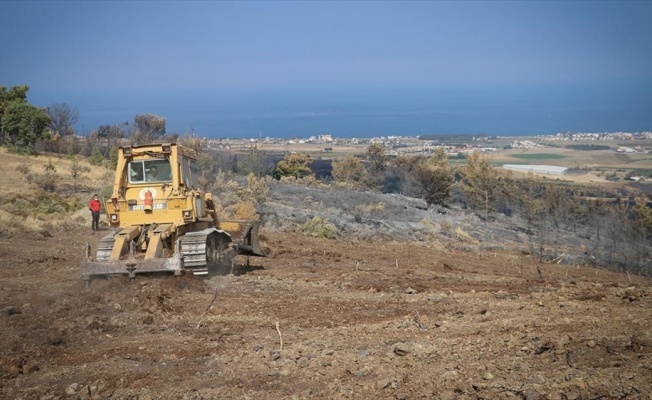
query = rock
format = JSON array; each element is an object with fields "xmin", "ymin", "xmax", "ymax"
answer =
[
  {"xmin": 393, "ymin": 343, "xmax": 409, "ymax": 356},
  {"xmin": 441, "ymin": 370, "xmax": 459, "ymax": 381},
  {"xmin": 7, "ymin": 363, "xmax": 20, "ymax": 378},
  {"xmin": 438, "ymin": 391, "xmax": 457, "ymax": 400},
  {"xmin": 553, "ymin": 339, "xmax": 566, "ymax": 355},
  {"xmin": 23, "ymin": 362, "xmax": 40, "ymax": 374},
  {"xmin": 3, "ymin": 306, "xmax": 21, "ymax": 316},
  {"xmin": 619, "ymin": 286, "xmax": 642, "ymax": 302},
  {"xmin": 65, "ymin": 383, "xmax": 79, "ymax": 395},
  {"xmin": 482, "ymin": 372, "xmax": 494, "ymax": 380},
  {"xmin": 377, "ymin": 378, "xmax": 394, "ymax": 390},
  {"xmin": 79, "ymin": 386, "xmax": 92, "ymax": 397},
  {"xmin": 525, "ymin": 389, "xmax": 541, "ymax": 400},
  {"xmin": 319, "ymin": 357, "xmax": 333, "ymax": 367},
  {"xmin": 321, "ymin": 348, "xmax": 334, "ymax": 356},
  {"xmin": 298, "ymin": 357, "xmax": 310, "ymax": 368},
  {"xmin": 572, "ymin": 377, "xmax": 587, "ymax": 391},
  {"xmin": 108, "ymin": 316, "xmax": 126, "ymax": 328},
  {"xmin": 405, "ymin": 287, "xmax": 418, "ymax": 294},
  {"xmin": 527, "ymin": 373, "xmax": 546, "ymax": 385}
]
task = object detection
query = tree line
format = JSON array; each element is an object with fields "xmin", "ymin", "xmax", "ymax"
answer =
[{"xmin": 0, "ymin": 85, "xmax": 178, "ymax": 157}]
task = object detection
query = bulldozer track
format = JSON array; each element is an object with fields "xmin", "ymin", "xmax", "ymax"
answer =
[
  {"xmin": 92, "ymin": 229, "xmax": 234, "ymax": 276},
  {"xmin": 179, "ymin": 229, "xmax": 234, "ymax": 275},
  {"xmin": 95, "ymin": 233, "xmax": 117, "ymax": 262}
]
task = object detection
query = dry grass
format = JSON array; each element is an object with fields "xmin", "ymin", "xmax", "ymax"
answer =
[
  {"xmin": 279, "ymin": 174, "xmax": 327, "ymax": 188},
  {"xmin": 0, "ymin": 148, "xmax": 112, "ymax": 234},
  {"xmin": 231, "ymin": 201, "xmax": 258, "ymax": 220},
  {"xmin": 0, "ymin": 209, "xmax": 26, "ymax": 237},
  {"xmin": 455, "ymin": 226, "xmax": 477, "ymax": 243},
  {"xmin": 355, "ymin": 202, "xmax": 386, "ymax": 214},
  {"xmin": 0, "ymin": 209, "xmax": 83, "ymax": 237},
  {"xmin": 419, "ymin": 218, "xmax": 438, "ymax": 241},
  {"xmin": 0, "ymin": 148, "xmax": 110, "ymax": 194}
]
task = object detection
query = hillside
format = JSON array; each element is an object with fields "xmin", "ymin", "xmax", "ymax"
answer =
[{"xmin": 0, "ymin": 150, "xmax": 650, "ymax": 399}]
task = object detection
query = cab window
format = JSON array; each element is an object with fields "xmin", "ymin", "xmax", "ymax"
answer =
[
  {"xmin": 190, "ymin": 160, "xmax": 199, "ymax": 187},
  {"xmin": 129, "ymin": 160, "xmax": 172, "ymax": 183},
  {"xmin": 128, "ymin": 162, "xmax": 144, "ymax": 182},
  {"xmin": 181, "ymin": 157, "xmax": 192, "ymax": 188}
]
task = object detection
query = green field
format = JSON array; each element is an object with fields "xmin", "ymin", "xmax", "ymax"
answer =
[{"xmin": 510, "ymin": 153, "xmax": 566, "ymax": 160}]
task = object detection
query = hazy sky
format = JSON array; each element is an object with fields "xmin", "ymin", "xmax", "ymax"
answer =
[
  {"xmin": 2, "ymin": 1, "xmax": 651, "ymax": 136},
  {"xmin": 3, "ymin": 1, "xmax": 651, "ymax": 94}
]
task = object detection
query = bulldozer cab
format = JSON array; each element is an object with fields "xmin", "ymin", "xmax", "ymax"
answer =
[
  {"xmin": 124, "ymin": 150, "xmax": 198, "ymax": 188},
  {"xmin": 129, "ymin": 160, "xmax": 172, "ymax": 183}
]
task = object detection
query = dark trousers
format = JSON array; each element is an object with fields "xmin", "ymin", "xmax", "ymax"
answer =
[{"xmin": 91, "ymin": 211, "xmax": 100, "ymax": 231}]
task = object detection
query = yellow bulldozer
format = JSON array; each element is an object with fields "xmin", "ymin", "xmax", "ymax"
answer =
[{"xmin": 82, "ymin": 143, "xmax": 266, "ymax": 284}]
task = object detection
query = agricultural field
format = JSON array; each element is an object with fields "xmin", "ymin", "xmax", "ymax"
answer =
[
  {"xmin": 507, "ymin": 153, "xmax": 567, "ymax": 161},
  {"xmin": 257, "ymin": 136, "xmax": 652, "ymax": 186}
]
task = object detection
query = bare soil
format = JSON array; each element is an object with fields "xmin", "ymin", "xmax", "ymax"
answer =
[{"xmin": 1, "ymin": 226, "xmax": 651, "ymax": 400}]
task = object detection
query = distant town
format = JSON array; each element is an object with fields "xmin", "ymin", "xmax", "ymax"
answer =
[{"xmin": 205, "ymin": 130, "xmax": 652, "ymax": 157}]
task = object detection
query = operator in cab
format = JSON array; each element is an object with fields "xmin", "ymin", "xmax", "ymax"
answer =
[{"xmin": 146, "ymin": 165, "xmax": 160, "ymax": 181}]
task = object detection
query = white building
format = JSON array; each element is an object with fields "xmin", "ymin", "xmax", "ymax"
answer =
[{"xmin": 502, "ymin": 164, "xmax": 568, "ymax": 175}]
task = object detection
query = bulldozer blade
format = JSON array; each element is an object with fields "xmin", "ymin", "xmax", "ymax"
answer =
[
  {"xmin": 221, "ymin": 220, "xmax": 266, "ymax": 257},
  {"xmin": 82, "ymin": 252, "xmax": 184, "ymax": 282}
]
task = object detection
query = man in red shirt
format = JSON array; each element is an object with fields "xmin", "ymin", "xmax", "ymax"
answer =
[{"xmin": 89, "ymin": 194, "xmax": 101, "ymax": 234}]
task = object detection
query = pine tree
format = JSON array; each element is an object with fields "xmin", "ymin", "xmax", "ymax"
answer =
[
  {"xmin": 275, "ymin": 153, "xmax": 312, "ymax": 179},
  {"xmin": 332, "ymin": 155, "xmax": 364, "ymax": 188},
  {"xmin": 413, "ymin": 147, "xmax": 454, "ymax": 207},
  {"xmin": 631, "ymin": 195, "xmax": 652, "ymax": 241},
  {"xmin": 364, "ymin": 143, "xmax": 387, "ymax": 190},
  {"xmin": 457, "ymin": 152, "xmax": 502, "ymax": 214}
]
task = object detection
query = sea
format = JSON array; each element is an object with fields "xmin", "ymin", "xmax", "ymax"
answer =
[{"xmin": 37, "ymin": 82, "xmax": 652, "ymax": 139}]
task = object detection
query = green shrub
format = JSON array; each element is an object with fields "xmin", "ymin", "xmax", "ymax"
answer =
[
  {"xmin": 34, "ymin": 192, "xmax": 85, "ymax": 215},
  {"xmin": 0, "ymin": 195, "xmax": 33, "ymax": 217},
  {"xmin": 88, "ymin": 146, "xmax": 105, "ymax": 166},
  {"xmin": 5, "ymin": 145, "xmax": 37, "ymax": 155},
  {"xmin": 302, "ymin": 216, "xmax": 337, "ymax": 239}
]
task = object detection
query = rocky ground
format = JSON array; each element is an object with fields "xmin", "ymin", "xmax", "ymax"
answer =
[{"xmin": 1, "ymin": 223, "xmax": 651, "ymax": 399}]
